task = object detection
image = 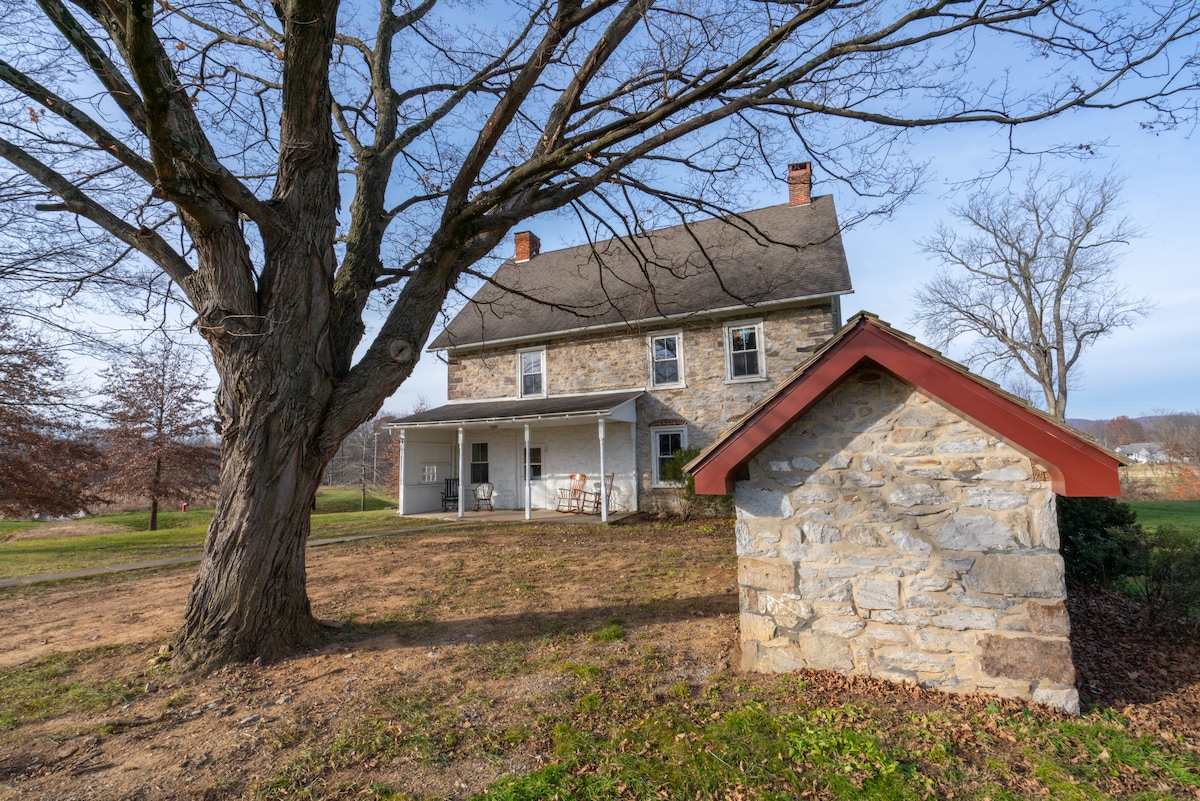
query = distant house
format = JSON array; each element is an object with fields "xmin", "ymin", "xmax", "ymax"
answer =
[
  {"xmin": 390, "ymin": 163, "xmax": 853, "ymax": 518},
  {"xmin": 687, "ymin": 312, "xmax": 1126, "ymax": 713},
  {"xmin": 1115, "ymin": 442, "xmax": 1170, "ymax": 464}
]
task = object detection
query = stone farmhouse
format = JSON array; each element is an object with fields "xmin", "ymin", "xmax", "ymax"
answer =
[
  {"xmin": 390, "ymin": 163, "xmax": 853, "ymax": 518},
  {"xmin": 687, "ymin": 313, "xmax": 1126, "ymax": 712}
]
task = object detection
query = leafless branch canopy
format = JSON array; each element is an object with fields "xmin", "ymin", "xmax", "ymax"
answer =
[
  {"xmin": 912, "ymin": 168, "xmax": 1154, "ymax": 420},
  {"xmin": 0, "ymin": 0, "xmax": 1196, "ymax": 442}
]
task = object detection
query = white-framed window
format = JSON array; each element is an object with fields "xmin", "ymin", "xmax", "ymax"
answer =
[
  {"xmin": 724, "ymin": 319, "xmax": 766, "ymax": 381},
  {"xmin": 521, "ymin": 446, "xmax": 543, "ymax": 481},
  {"xmin": 420, "ymin": 464, "xmax": 437, "ymax": 483},
  {"xmin": 470, "ymin": 442, "xmax": 489, "ymax": 484},
  {"xmin": 518, "ymin": 347, "xmax": 546, "ymax": 397},
  {"xmin": 651, "ymin": 425, "xmax": 688, "ymax": 487},
  {"xmin": 648, "ymin": 330, "xmax": 685, "ymax": 389}
]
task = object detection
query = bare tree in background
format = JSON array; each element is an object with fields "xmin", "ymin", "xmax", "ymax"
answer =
[
  {"xmin": 0, "ymin": 314, "xmax": 100, "ymax": 517},
  {"xmin": 913, "ymin": 171, "xmax": 1152, "ymax": 421},
  {"xmin": 100, "ymin": 339, "xmax": 218, "ymax": 530},
  {"xmin": 1105, "ymin": 415, "xmax": 1147, "ymax": 447},
  {"xmin": 0, "ymin": 0, "xmax": 1196, "ymax": 668},
  {"xmin": 1150, "ymin": 412, "xmax": 1200, "ymax": 499}
]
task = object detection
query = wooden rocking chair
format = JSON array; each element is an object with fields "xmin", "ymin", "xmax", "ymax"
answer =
[
  {"xmin": 581, "ymin": 473, "xmax": 615, "ymax": 515},
  {"xmin": 555, "ymin": 474, "xmax": 586, "ymax": 513}
]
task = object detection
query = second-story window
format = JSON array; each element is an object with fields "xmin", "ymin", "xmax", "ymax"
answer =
[
  {"xmin": 518, "ymin": 348, "xmax": 545, "ymax": 397},
  {"xmin": 724, "ymin": 319, "xmax": 766, "ymax": 381},
  {"xmin": 649, "ymin": 331, "xmax": 684, "ymax": 388}
]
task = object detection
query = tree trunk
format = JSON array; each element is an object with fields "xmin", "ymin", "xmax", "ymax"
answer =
[
  {"xmin": 171, "ymin": 231, "xmax": 340, "ymax": 672},
  {"xmin": 172, "ymin": 415, "xmax": 328, "ymax": 671},
  {"xmin": 149, "ymin": 457, "xmax": 162, "ymax": 531}
]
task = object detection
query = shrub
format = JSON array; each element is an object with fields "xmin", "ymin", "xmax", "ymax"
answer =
[
  {"xmin": 1057, "ymin": 496, "xmax": 1142, "ymax": 586},
  {"xmin": 1058, "ymin": 497, "xmax": 1200, "ymax": 627},
  {"xmin": 661, "ymin": 447, "xmax": 733, "ymax": 520},
  {"xmin": 1125, "ymin": 525, "xmax": 1200, "ymax": 625}
]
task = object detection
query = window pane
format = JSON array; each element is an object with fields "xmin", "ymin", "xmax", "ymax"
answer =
[
  {"xmin": 522, "ymin": 372, "xmax": 542, "ymax": 395},
  {"xmin": 523, "ymin": 447, "xmax": 543, "ymax": 481},
  {"xmin": 471, "ymin": 442, "xmax": 489, "ymax": 484},
  {"xmin": 732, "ymin": 350, "xmax": 759, "ymax": 377},
  {"xmin": 654, "ymin": 361, "xmax": 678, "ymax": 384},
  {"xmin": 729, "ymin": 325, "xmax": 760, "ymax": 377},
  {"xmin": 654, "ymin": 430, "xmax": 685, "ymax": 484},
  {"xmin": 521, "ymin": 351, "xmax": 541, "ymax": 374},
  {"xmin": 654, "ymin": 337, "xmax": 676, "ymax": 360}
]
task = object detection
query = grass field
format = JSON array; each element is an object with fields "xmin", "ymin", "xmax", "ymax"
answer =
[
  {"xmin": 1127, "ymin": 499, "xmax": 1200, "ymax": 535},
  {"xmin": 2, "ymin": 522, "xmax": 1196, "ymax": 801},
  {"xmin": 0, "ymin": 488, "xmax": 421, "ymax": 580}
]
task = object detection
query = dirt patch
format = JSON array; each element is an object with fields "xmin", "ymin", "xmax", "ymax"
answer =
[
  {"xmin": 0, "ymin": 519, "xmax": 739, "ymax": 799},
  {"xmin": 0, "ymin": 518, "xmax": 1197, "ymax": 801}
]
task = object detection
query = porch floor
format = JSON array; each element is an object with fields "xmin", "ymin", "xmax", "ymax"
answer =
[{"xmin": 399, "ymin": 508, "xmax": 639, "ymax": 525}]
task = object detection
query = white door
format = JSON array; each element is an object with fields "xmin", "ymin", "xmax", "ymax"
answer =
[{"xmin": 519, "ymin": 445, "xmax": 546, "ymax": 508}]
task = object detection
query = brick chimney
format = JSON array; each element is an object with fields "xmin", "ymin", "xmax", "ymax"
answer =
[
  {"xmin": 514, "ymin": 231, "xmax": 540, "ymax": 262},
  {"xmin": 788, "ymin": 162, "xmax": 812, "ymax": 206}
]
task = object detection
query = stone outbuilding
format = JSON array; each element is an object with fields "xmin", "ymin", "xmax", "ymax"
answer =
[{"xmin": 687, "ymin": 313, "xmax": 1125, "ymax": 713}]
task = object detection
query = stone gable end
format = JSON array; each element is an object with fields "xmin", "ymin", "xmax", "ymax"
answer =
[{"xmin": 735, "ymin": 366, "xmax": 1079, "ymax": 713}]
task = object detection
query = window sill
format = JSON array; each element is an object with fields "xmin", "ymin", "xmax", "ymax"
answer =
[
  {"xmin": 724, "ymin": 375, "xmax": 768, "ymax": 384},
  {"xmin": 649, "ymin": 382, "xmax": 687, "ymax": 391}
]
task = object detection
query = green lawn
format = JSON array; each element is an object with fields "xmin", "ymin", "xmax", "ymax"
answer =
[
  {"xmin": 0, "ymin": 489, "xmax": 424, "ymax": 581},
  {"xmin": 1127, "ymin": 499, "xmax": 1200, "ymax": 535}
]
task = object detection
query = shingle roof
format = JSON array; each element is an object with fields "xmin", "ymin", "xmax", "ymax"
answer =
[
  {"xmin": 430, "ymin": 195, "xmax": 851, "ymax": 350},
  {"xmin": 389, "ymin": 391, "xmax": 643, "ymax": 427}
]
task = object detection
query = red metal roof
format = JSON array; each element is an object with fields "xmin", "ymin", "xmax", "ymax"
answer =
[{"xmin": 688, "ymin": 313, "xmax": 1125, "ymax": 497}]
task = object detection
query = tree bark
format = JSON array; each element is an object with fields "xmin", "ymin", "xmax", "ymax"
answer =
[
  {"xmin": 172, "ymin": 197, "xmax": 340, "ymax": 672},
  {"xmin": 149, "ymin": 456, "xmax": 162, "ymax": 531},
  {"xmin": 172, "ymin": 407, "xmax": 329, "ymax": 671}
]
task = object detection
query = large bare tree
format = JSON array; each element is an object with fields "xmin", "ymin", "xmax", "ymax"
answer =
[
  {"xmin": 913, "ymin": 170, "xmax": 1152, "ymax": 420},
  {"xmin": 0, "ymin": 0, "xmax": 1196, "ymax": 669}
]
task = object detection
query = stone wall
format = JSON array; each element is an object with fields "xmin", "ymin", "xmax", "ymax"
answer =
[
  {"xmin": 734, "ymin": 367, "xmax": 1078, "ymax": 712},
  {"xmin": 445, "ymin": 303, "xmax": 838, "ymax": 510}
]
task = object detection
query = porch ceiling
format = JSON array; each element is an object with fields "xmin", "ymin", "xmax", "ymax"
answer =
[{"xmin": 389, "ymin": 391, "xmax": 642, "ymax": 430}]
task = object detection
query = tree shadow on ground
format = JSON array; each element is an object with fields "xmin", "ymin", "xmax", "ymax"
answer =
[{"xmin": 329, "ymin": 591, "xmax": 738, "ymax": 649}]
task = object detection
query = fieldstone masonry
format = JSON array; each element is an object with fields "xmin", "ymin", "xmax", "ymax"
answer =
[
  {"xmin": 447, "ymin": 303, "xmax": 837, "ymax": 510},
  {"xmin": 735, "ymin": 366, "xmax": 1079, "ymax": 713}
]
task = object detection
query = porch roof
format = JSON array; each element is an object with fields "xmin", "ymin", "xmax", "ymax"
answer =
[{"xmin": 389, "ymin": 391, "xmax": 642, "ymax": 429}]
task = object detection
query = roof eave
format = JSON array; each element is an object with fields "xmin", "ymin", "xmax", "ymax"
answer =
[
  {"xmin": 429, "ymin": 289, "xmax": 853, "ymax": 353},
  {"xmin": 688, "ymin": 313, "xmax": 1125, "ymax": 498}
]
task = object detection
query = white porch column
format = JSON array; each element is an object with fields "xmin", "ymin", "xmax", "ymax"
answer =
[
  {"xmin": 524, "ymin": 423, "xmax": 532, "ymax": 521},
  {"xmin": 397, "ymin": 429, "xmax": 407, "ymax": 515},
  {"xmin": 457, "ymin": 426, "xmax": 465, "ymax": 518},
  {"xmin": 598, "ymin": 417, "xmax": 608, "ymax": 522},
  {"xmin": 630, "ymin": 421, "xmax": 639, "ymax": 513}
]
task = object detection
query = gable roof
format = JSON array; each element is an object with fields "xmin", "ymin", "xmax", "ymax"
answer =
[
  {"xmin": 687, "ymin": 312, "xmax": 1126, "ymax": 497},
  {"xmin": 430, "ymin": 195, "xmax": 851, "ymax": 350}
]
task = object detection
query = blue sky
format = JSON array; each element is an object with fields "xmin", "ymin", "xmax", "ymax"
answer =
[{"xmin": 384, "ymin": 109, "xmax": 1198, "ymax": 423}]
